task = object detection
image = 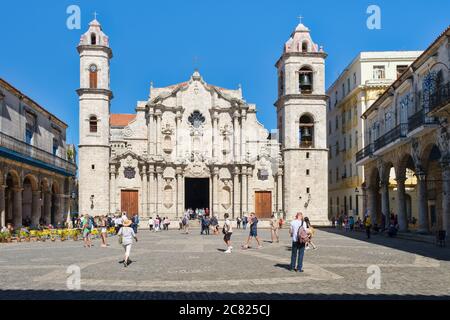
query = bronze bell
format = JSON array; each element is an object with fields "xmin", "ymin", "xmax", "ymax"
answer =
[{"xmin": 300, "ymin": 74, "xmax": 311, "ymax": 86}]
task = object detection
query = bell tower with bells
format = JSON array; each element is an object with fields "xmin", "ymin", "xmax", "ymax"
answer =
[
  {"xmin": 77, "ymin": 17, "xmax": 113, "ymax": 216},
  {"xmin": 275, "ymin": 20, "xmax": 329, "ymax": 225}
]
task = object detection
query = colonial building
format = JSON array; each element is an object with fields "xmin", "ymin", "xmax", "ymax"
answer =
[
  {"xmin": 78, "ymin": 19, "xmax": 330, "ymax": 224},
  {"xmin": 327, "ymin": 51, "xmax": 421, "ymax": 219},
  {"xmin": 0, "ymin": 78, "xmax": 77, "ymax": 228},
  {"xmin": 356, "ymin": 26, "xmax": 450, "ymax": 233}
]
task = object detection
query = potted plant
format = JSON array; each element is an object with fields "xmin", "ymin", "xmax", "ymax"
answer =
[{"xmin": 0, "ymin": 232, "xmax": 5, "ymax": 243}]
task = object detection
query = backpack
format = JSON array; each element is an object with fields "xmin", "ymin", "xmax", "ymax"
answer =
[
  {"xmin": 182, "ymin": 217, "xmax": 188, "ymax": 226},
  {"xmin": 297, "ymin": 221, "xmax": 309, "ymax": 245}
]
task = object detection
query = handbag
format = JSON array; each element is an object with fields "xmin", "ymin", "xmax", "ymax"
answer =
[{"xmin": 118, "ymin": 235, "xmax": 123, "ymax": 245}]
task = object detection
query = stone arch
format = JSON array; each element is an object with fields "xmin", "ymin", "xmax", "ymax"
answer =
[
  {"xmin": 22, "ymin": 174, "xmax": 39, "ymax": 227},
  {"xmin": 4, "ymin": 169, "xmax": 21, "ymax": 227},
  {"xmin": 298, "ymin": 65, "xmax": 313, "ymax": 94},
  {"xmin": 50, "ymin": 181, "xmax": 61, "ymax": 226},
  {"xmin": 421, "ymin": 143, "xmax": 443, "ymax": 231},
  {"xmin": 299, "ymin": 113, "xmax": 315, "ymax": 148}
]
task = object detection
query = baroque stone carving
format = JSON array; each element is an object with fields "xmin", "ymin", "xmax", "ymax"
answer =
[{"xmin": 123, "ymin": 167, "xmax": 136, "ymax": 179}]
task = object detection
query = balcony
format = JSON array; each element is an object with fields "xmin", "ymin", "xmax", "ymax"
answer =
[
  {"xmin": 0, "ymin": 131, "xmax": 77, "ymax": 177},
  {"xmin": 374, "ymin": 123, "xmax": 408, "ymax": 152},
  {"xmin": 356, "ymin": 143, "xmax": 374, "ymax": 163},
  {"xmin": 408, "ymin": 108, "xmax": 439, "ymax": 133},
  {"xmin": 427, "ymin": 81, "xmax": 450, "ymax": 116}
]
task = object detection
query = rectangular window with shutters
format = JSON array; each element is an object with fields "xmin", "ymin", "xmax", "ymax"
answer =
[{"xmin": 90, "ymin": 71, "xmax": 98, "ymax": 89}]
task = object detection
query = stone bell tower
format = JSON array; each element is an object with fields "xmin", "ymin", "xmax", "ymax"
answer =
[
  {"xmin": 77, "ymin": 18, "xmax": 113, "ymax": 216},
  {"xmin": 275, "ymin": 22, "xmax": 329, "ymax": 225}
]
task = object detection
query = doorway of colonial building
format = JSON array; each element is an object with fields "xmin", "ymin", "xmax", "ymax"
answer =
[
  {"xmin": 121, "ymin": 190, "xmax": 138, "ymax": 219},
  {"xmin": 255, "ymin": 191, "xmax": 272, "ymax": 219},
  {"xmin": 185, "ymin": 178, "xmax": 210, "ymax": 211}
]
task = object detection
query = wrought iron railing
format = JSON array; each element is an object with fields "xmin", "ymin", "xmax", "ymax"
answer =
[
  {"xmin": 0, "ymin": 131, "xmax": 77, "ymax": 176},
  {"xmin": 408, "ymin": 108, "xmax": 439, "ymax": 132},
  {"xmin": 374, "ymin": 124, "xmax": 408, "ymax": 151},
  {"xmin": 428, "ymin": 81, "xmax": 450, "ymax": 113},
  {"xmin": 356, "ymin": 143, "xmax": 374, "ymax": 162}
]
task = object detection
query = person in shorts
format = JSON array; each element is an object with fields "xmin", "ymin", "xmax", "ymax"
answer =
[
  {"xmin": 100, "ymin": 215, "xmax": 108, "ymax": 248},
  {"xmin": 242, "ymin": 213, "xmax": 262, "ymax": 249},
  {"xmin": 223, "ymin": 213, "xmax": 233, "ymax": 253},
  {"xmin": 118, "ymin": 219, "xmax": 138, "ymax": 267},
  {"xmin": 81, "ymin": 214, "xmax": 92, "ymax": 248}
]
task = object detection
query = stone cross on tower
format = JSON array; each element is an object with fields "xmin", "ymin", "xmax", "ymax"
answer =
[
  {"xmin": 297, "ymin": 15, "xmax": 303, "ymax": 24},
  {"xmin": 93, "ymin": 11, "xmax": 99, "ymax": 20}
]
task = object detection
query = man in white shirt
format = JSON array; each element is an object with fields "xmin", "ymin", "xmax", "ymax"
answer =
[{"xmin": 289, "ymin": 212, "xmax": 308, "ymax": 272}]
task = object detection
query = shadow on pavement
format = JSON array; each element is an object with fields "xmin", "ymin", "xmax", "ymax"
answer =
[
  {"xmin": 319, "ymin": 228, "xmax": 450, "ymax": 261},
  {"xmin": 0, "ymin": 290, "xmax": 448, "ymax": 300}
]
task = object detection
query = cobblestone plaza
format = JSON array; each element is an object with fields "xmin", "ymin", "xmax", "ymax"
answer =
[{"xmin": 1, "ymin": 228, "xmax": 449, "ymax": 299}]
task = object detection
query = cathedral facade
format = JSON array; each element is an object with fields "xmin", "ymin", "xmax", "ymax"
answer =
[{"xmin": 77, "ymin": 19, "xmax": 329, "ymax": 224}]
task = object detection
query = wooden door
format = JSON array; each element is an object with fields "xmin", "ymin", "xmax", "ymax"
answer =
[
  {"xmin": 121, "ymin": 190, "xmax": 138, "ymax": 219},
  {"xmin": 255, "ymin": 191, "xmax": 272, "ymax": 219}
]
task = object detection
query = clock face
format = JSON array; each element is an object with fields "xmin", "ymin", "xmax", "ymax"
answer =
[{"xmin": 89, "ymin": 64, "xmax": 98, "ymax": 73}]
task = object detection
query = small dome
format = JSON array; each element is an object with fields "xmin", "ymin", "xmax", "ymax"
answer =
[{"xmin": 295, "ymin": 23, "xmax": 310, "ymax": 33}]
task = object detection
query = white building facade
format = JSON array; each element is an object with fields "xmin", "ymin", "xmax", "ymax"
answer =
[
  {"xmin": 327, "ymin": 52, "xmax": 422, "ymax": 219},
  {"xmin": 357, "ymin": 26, "xmax": 450, "ymax": 233},
  {"xmin": 78, "ymin": 19, "xmax": 330, "ymax": 225}
]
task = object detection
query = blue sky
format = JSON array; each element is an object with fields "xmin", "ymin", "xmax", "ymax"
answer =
[{"xmin": 0, "ymin": 0, "xmax": 448, "ymax": 147}]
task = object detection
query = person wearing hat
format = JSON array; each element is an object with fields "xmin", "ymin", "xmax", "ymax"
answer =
[{"xmin": 117, "ymin": 219, "xmax": 138, "ymax": 267}]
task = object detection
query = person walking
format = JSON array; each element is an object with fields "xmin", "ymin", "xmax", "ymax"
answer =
[
  {"xmin": 118, "ymin": 219, "xmax": 138, "ymax": 267},
  {"xmin": 304, "ymin": 217, "xmax": 317, "ymax": 250},
  {"xmin": 242, "ymin": 213, "xmax": 262, "ymax": 249},
  {"xmin": 236, "ymin": 216, "xmax": 241, "ymax": 229},
  {"xmin": 270, "ymin": 214, "xmax": 280, "ymax": 243},
  {"xmin": 182, "ymin": 212, "xmax": 190, "ymax": 234},
  {"xmin": 81, "ymin": 214, "xmax": 92, "ymax": 248},
  {"xmin": 100, "ymin": 215, "xmax": 108, "ymax": 248},
  {"xmin": 148, "ymin": 217, "xmax": 154, "ymax": 231},
  {"xmin": 132, "ymin": 214, "xmax": 139, "ymax": 234},
  {"xmin": 242, "ymin": 215, "xmax": 248, "ymax": 230},
  {"xmin": 365, "ymin": 215, "xmax": 372, "ymax": 239},
  {"xmin": 154, "ymin": 216, "xmax": 160, "ymax": 232},
  {"xmin": 223, "ymin": 213, "xmax": 233, "ymax": 253},
  {"xmin": 289, "ymin": 212, "xmax": 308, "ymax": 272}
]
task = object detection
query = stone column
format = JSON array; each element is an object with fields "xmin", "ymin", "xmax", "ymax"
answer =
[
  {"xmin": 277, "ymin": 169, "xmax": 283, "ymax": 212},
  {"xmin": 367, "ymin": 185, "xmax": 377, "ymax": 226},
  {"xmin": 109, "ymin": 165, "xmax": 117, "ymax": 214},
  {"xmin": 31, "ymin": 191, "xmax": 41, "ymax": 227},
  {"xmin": 0, "ymin": 185, "xmax": 5, "ymax": 228},
  {"xmin": 417, "ymin": 172, "xmax": 429, "ymax": 233},
  {"xmin": 441, "ymin": 161, "xmax": 450, "ymax": 233},
  {"xmin": 241, "ymin": 111, "xmax": 247, "ymax": 162},
  {"xmin": 211, "ymin": 113, "xmax": 218, "ymax": 159},
  {"xmin": 13, "ymin": 188, "xmax": 23, "ymax": 228},
  {"xmin": 148, "ymin": 165, "xmax": 155, "ymax": 215},
  {"xmin": 148, "ymin": 110, "xmax": 155, "ymax": 155},
  {"xmin": 176, "ymin": 168, "xmax": 183, "ymax": 218},
  {"xmin": 176, "ymin": 113, "xmax": 181, "ymax": 159},
  {"xmin": 156, "ymin": 112, "xmax": 162, "ymax": 156},
  {"xmin": 156, "ymin": 167, "xmax": 162, "ymax": 214},
  {"xmin": 212, "ymin": 168, "xmax": 219, "ymax": 217},
  {"xmin": 233, "ymin": 112, "xmax": 240, "ymax": 162},
  {"xmin": 44, "ymin": 191, "xmax": 51, "ymax": 225},
  {"xmin": 380, "ymin": 180, "xmax": 390, "ymax": 230},
  {"xmin": 56, "ymin": 194, "xmax": 64, "ymax": 226},
  {"xmin": 141, "ymin": 165, "xmax": 148, "ymax": 217},
  {"xmin": 233, "ymin": 167, "xmax": 240, "ymax": 219},
  {"xmin": 396, "ymin": 175, "xmax": 408, "ymax": 232},
  {"xmin": 241, "ymin": 166, "xmax": 248, "ymax": 215}
]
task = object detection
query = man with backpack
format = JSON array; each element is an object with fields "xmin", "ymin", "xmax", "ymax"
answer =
[{"xmin": 289, "ymin": 212, "xmax": 308, "ymax": 272}]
